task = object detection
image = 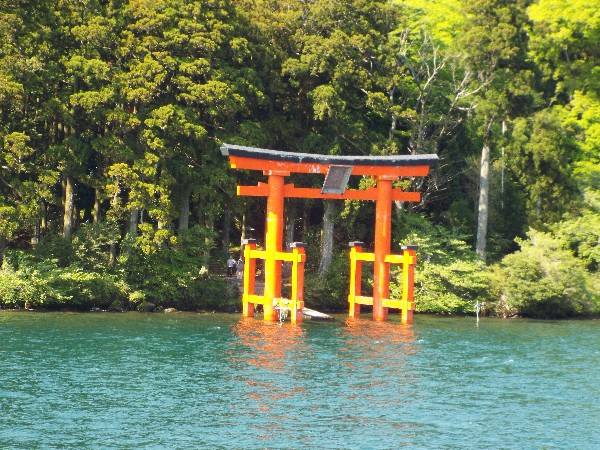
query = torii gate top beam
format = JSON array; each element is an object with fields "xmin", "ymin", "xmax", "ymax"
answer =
[{"xmin": 220, "ymin": 144, "xmax": 438, "ymax": 178}]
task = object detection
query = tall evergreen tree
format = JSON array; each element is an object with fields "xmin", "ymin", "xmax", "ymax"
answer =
[
  {"xmin": 457, "ymin": 0, "xmax": 534, "ymax": 262},
  {"xmin": 281, "ymin": 0, "xmax": 400, "ymax": 274}
]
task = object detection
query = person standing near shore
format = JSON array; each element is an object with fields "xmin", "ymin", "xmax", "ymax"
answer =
[
  {"xmin": 236, "ymin": 258, "xmax": 244, "ymax": 279},
  {"xmin": 226, "ymin": 256, "xmax": 236, "ymax": 277}
]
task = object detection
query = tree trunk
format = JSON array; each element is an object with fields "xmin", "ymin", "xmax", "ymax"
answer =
[
  {"xmin": 109, "ymin": 242, "xmax": 118, "ymax": 267},
  {"xmin": 302, "ymin": 200, "xmax": 310, "ymax": 239},
  {"xmin": 63, "ymin": 175, "xmax": 75, "ymax": 242},
  {"xmin": 240, "ymin": 211, "xmax": 247, "ymax": 257},
  {"xmin": 108, "ymin": 183, "xmax": 121, "ymax": 266},
  {"xmin": 93, "ymin": 187, "xmax": 102, "ymax": 223},
  {"xmin": 318, "ymin": 200, "xmax": 336, "ymax": 276},
  {"xmin": 476, "ymin": 122, "xmax": 493, "ymax": 262},
  {"xmin": 120, "ymin": 209, "xmax": 139, "ymax": 258},
  {"xmin": 41, "ymin": 202, "xmax": 47, "ymax": 235},
  {"xmin": 203, "ymin": 214, "xmax": 214, "ymax": 270},
  {"xmin": 0, "ymin": 234, "xmax": 6, "ymax": 268},
  {"xmin": 129, "ymin": 209, "xmax": 138, "ymax": 235},
  {"xmin": 222, "ymin": 206, "xmax": 231, "ymax": 257},
  {"xmin": 389, "ymin": 86, "xmax": 397, "ymax": 141},
  {"xmin": 394, "ymin": 200, "xmax": 405, "ymax": 219},
  {"xmin": 178, "ymin": 186, "xmax": 190, "ymax": 232},
  {"xmin": 30, "ymin": 220, "xmax": 40, "ymax": 246}
]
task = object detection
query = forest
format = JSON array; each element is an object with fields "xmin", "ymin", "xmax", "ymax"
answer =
[{"xmin": 0, "ymin": 0, "xmax": 598, "ymax": 318}]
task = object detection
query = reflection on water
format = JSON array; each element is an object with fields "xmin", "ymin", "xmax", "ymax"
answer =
[
  {"xmin": 339, "ymin": 317, "xmax": 420, "ymax": 392},
  {"xmin": 341, "ymin": 317, "xmax": 419, "ymax": 358},
  {"xmin": 231, "ymin": 317, "xmax": 307, "ymax": 372},
  {"xmin": 228, "ymin": 316, "xmax": 424, "ymax": 446},
  {"xmin": 228, "ymin": 318, "xmax": 309, "ymax": 440}
]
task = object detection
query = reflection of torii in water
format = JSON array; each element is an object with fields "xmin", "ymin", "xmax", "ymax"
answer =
[
  {"xmin": 221, "ymin": 144, "xmax": 437, "ymax": 324},
  {"xmin": 229, "ymin": 318, "xmax": 308, "ymax": 414}
]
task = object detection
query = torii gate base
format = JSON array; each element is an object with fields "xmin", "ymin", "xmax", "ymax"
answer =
[
  {"xmin": 242, "ymin": 239, "xmax": 306, "ymax": 324},
  {"xmin": 221, "ymin": 144, "xmax": 437, "ymax": 324},
  {"xmin": 348, "ymin": 242, "xmax": 418, "ymax": 324}
]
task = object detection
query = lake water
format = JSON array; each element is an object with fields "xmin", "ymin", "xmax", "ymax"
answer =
[{"xmin": 1, "ymin": 311, "xmax": 598, "ymax": 449}]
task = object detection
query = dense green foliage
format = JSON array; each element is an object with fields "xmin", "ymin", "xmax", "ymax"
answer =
[
  {"xmin": 390, "ymin": 214, "xmax": 490, "ymax": 314},
  {"xmin": 0, "ymin": 0, "xmax": 598, "ymax": 317},
  {"xmin": 490, "ymin": 230, "xmax": 599, "ymax": 318}
]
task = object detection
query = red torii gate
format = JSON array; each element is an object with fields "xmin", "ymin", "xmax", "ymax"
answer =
[{"xmin": 221, "ymin": 143, "xmax": 437, "ymax": 324}]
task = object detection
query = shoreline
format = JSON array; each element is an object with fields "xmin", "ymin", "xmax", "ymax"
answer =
[{"xmin": 1, "ymin": 307, "xmax": 597, "ymax": 321}]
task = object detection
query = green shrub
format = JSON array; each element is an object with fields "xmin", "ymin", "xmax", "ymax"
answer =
[
  {"xmin": 129, "ymin": 290, "xmax": 146, "ymax": 304},
  {"xmin": 553, "ymin": 212, "xmax": 600, "ymax": 272},
  {"xmin": 71, "ymin": 221, "xmax": 120, "ymax": 271},
  {"xmin": 0, "ymin": 268, "xmax": 37, "ymax": 308},
  {"xmin": 119, "ymin": 243, "xmax": 238, "ymax": 310},
  {"xmin": 185, "ymin": 278, "xmax": 239, "ymax": 311},
  {"xmin": 29, "ymin": 234, "xmax": 75, "ymax": 267},
  {"xmin": 392, "ymin": 215, "xmax": 490, "ymax": 315},
  {"xmin": 1, "ymin": 249, "xmax": 128, "ymax": 310},
  {"xmin": 491, "ymin": 230, "xmax": 597, "ymax": 318},
  {"xmin": 304, "ymin": 252, "xmax": 350, "ymax": 311},
  {"xmin": 118, "ymin": 225, "xmax": 227, "ymax": 309},
  {"xmin": 0, "ymin": 224, "xmax": 235, "ymax": 311},
  {"xmin": 53, "ymin": 270, "xmax": 127, "ymax": 310},
  {"xmin": 402, "ymin": 259, "xmax": 489, "ymax": 314},
  {"xmin": 9, "ymin": 256, "xmax": 74, "ymax": 308}
]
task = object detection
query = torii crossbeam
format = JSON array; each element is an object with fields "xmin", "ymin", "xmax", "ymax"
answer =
[{"xmin": 221, "ymin": 143, "xmax": 438, "ymax": 323}]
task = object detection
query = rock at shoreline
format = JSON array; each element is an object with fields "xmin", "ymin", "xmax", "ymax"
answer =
[{"xmin": 136, "ymin": 301, "xmax": 156, "ymax": 312}]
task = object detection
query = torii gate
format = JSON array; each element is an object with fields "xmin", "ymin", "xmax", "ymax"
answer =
[{"xmin": 221, "ymin": 143, "xmax": 437, "ymax": 324}]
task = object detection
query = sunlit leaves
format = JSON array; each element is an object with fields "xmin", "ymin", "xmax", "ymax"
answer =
[
  {"xmin": 182, "ymin": 80, "xmax": 245, "ymax": 118},
  {"xmin": 528, "ymin": 0, "xmax": 600, "ymax": 96},
  {"xmin": 2, "ymin": 132, "xmax": 34, "ymax": 173},
  {"xmin": 0, "ymin": 206, "xmax": 19, "ymax": 238},
  {"xmin": 135, "ymin": 222, "xmax": 177, "ymax": 255},
  {"xmin": 70, "ymin": 15, "xmax": 115, "ymax": 50},
  {"xmin": 554, "ymin": 212, "xmax": 600, "ymax": 272},
  {"xmin": 310, "ymin": 84, "xmax": 346, "ymax": 121},
  {"xmin": 507, "ymin": 109, "xmax": 578, "ymax": 226},
  {"xmin": 493, "ymin": 230, "xmax": 597, "ymax": 318},
  {"xmin": 124, "ymin": 54, "xmax": 167, "ymax": 103}
]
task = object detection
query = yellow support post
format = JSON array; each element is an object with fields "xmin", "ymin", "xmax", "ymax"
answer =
[
  {"xmin": 400, "ymin": 245, "xmax": 417, "ymax": 324},
  {"xmin": 348, "ymin": 242, "xmax": 364, "ymax": 318},
  {"xmin": 242, "ymin": 239, "xmax": 257, "ymax": 318},
  {"xmin": 290, "ymin": 242, "xmax": 306, "ymax": 324}
]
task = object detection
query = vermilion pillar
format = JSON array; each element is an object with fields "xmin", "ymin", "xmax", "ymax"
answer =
[
  {"xmin": 373, "ymin": 176, "xmax": 395, "ymax": 321},
  {"xmin": 263, "ymin": 172, "xmax": 286, "ymax": 321}
]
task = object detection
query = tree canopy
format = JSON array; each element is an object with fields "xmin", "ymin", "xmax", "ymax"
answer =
[{"xmin": 0, "ymin": 0, "xmax": 598, "ymax": 317}]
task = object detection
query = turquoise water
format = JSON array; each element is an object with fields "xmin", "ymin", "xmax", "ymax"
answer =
[{"xmin": 1, "ymin": 312, "xmax": 598, "ymax": 449}]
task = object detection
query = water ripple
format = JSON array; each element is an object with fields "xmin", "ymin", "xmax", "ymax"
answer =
[{"xmin": 1, "ymin": 312, "xmax": 599, "ymax": 449}]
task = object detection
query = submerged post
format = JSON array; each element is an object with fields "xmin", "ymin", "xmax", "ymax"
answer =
[
  {"xmin": 400, "ymin": 245, "xmax": 418, "ymax": 324},
  {"xmin": 348, "ymin": 241, "xmax": 364, "ymax": 318},
  {"xmin": 242, "ymin": 239, "xmax": 257, "ymax": 318},
  {"xmin": 289, "ymin": 242, "xmax": 306, "ymax": 324}
]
